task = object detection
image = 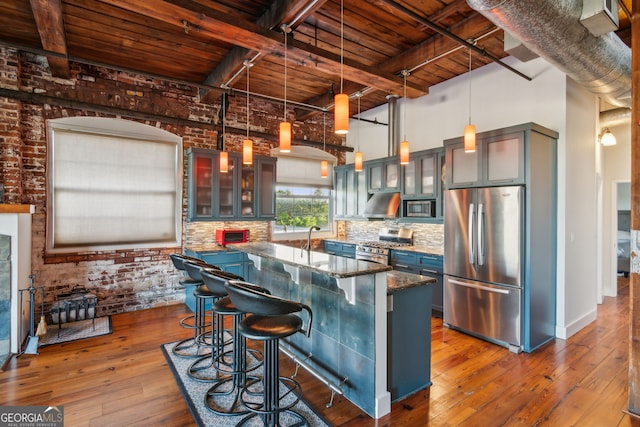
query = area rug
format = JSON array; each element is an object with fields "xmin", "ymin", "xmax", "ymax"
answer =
[
  {"xmin": 38, "ymin": 316, "xmax": 112, "ymax": 346},
  {"xmin": 161, "ymin": 342, "xmax": 332, "ymax": 426}
]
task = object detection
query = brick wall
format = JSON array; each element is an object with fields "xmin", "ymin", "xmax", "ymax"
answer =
[{"xmin": 0, "ymin": 47, "xmax": 345, "ymax": 317}]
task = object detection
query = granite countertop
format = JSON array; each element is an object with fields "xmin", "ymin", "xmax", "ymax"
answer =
[
  {"xmin": 184, "ymin": 243, "xmax": 236, "ymax": 253},
  {"xmin": 387, "ymin": 270, "xmax": 436, "ymax": 294},
  {"xmin": 228, "ymin": 241, "xmax": 391, "ymax": 278}
]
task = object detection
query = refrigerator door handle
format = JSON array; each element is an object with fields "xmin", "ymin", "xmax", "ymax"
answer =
[
  {"xmin": 477, "ymin": 203, "xmax": 484, "ymax": 266},
  {"xmin": 448, "ymin": 278, "xmax": 511, "ymax": 294},
  {"xmin": 468, "ymin": 203, "xmax": 475, "ymax": 264}
]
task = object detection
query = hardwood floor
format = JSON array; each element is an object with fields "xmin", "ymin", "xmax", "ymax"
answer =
[{"xmin": 0, "ymin": 278, "xmax": 634, "ymax": 426}]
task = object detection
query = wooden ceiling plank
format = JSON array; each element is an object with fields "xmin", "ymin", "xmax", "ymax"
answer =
[
  {"xmin": 200, "ymin": 0, "xmax": 326, "ymax": 102},
  {"xmin": 29, "ymin": 0, "xmax": 70, "ymax": 77},
  {"xmin": 99, "ymin": 0, "xmax": 426, "ymax": 97}
]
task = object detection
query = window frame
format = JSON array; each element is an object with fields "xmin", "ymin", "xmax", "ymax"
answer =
[
  {"xmin": 46, "ymin": 117, "xmax": 183, "ymax": 254},
  {"xmin": 271, "ymin": 185, "xmax": 334, "ymax": 241}
]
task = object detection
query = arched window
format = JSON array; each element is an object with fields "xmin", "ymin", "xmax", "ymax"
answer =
[{"xmin": 47, "ymin": 117, "xmax": 182, "ymax": 253}]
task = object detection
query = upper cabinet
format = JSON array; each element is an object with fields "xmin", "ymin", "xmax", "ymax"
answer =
[
  {"xmin": 402, "ymin": 148, "xmax": 443, "ymax": 198},
  {"xmin": 366, "ymin": 156, "xmax": 400, "ymax": 193},
  {"xmin": 444, "ymin": 125, "xmax": 532, "ymax": 188},
  {"xmin": 334, "ymin": 164, "xmax": 367, "ymax": 220},
  {"xmin": 187, "ymin": 148, "xmax": 277, "ymax": 221},
  {"xmin": 400, "ymin": 147, "xmax": 445, "ymax": 222}
]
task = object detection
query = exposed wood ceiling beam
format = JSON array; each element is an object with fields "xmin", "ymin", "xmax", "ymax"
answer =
[
  {"xmin": 29, "ymin": 0, "xmax": 70, "ymax": 78},
  {"xmin": 200, "ymin": 0, "xmax": 327, "ymax": 103},
  {"xmin": 100, "ymin": 0, "xmax": 426, "ymax": 96}
]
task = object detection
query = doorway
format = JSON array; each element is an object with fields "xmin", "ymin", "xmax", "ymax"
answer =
[{"xmin": 613, "ymin": 181, "xmax": 631, "ymax": 295}]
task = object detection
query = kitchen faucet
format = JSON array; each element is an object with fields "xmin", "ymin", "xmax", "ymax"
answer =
[{"xmin": 304, "ymin": 226, "xmax": 321, "ymax": 252}]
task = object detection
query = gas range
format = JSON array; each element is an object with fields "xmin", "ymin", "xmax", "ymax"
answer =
[{"xmin": 355, "ymin": 228, "xmax": 413, "ymax": 265}]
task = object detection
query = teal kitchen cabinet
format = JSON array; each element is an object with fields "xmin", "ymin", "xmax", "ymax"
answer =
[
  {"xmin": 389, "ymin": 248, "xmax": 443, "ymax": 317},
  {"xmin": 334, "ymin": 164, "xmax": 367, "ymax": 220},
  {"xmin": 323, "ymin": 240, "xmax": 356, "ymax": 259},
  {"xmin": 366, "ymin": 156, "xmax": 400, "ymax": 193},
  {"xmin": 187, "ymin": 148, "xmax": 276, "ymax": 221}
]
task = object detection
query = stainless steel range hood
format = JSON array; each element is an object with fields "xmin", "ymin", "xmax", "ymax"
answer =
[{"xmin": 364, "ymin": 192, "xmax": 400, "ymax": 219}]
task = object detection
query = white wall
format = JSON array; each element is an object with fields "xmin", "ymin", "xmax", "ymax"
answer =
[{"xmin": 345, "ymin": 55, "xmax": 603, "ymax": 340}]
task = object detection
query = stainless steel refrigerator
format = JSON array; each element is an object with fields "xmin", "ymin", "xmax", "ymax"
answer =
[{"xmin": 443, "ymin": 186, "xmax": 524, "ymax": 352}]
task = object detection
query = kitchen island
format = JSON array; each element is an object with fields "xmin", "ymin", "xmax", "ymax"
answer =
[{"xmin": 225, "ymin": 241, "xmax": 434, "ymax": 418}]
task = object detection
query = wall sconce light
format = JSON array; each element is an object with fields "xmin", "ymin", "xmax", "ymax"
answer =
[{"xmin": 600, "ymin": 128, "xmax": 617, "ymax": 146}]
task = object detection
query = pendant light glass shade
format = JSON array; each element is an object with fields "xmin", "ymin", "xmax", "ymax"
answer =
[
  {"xmin": 320, "ymin": 160, "xmax": 328, "ymax": 178},
  {"xmin": 600, "ymin": 128, "xmax": 616, "ymax": 146},
  {"xmin": 335, "ymin": 0, "xmax": 349, "ymax": 135},
  {"xmin": 399, "ymin": 140, "xmax": 410, "ymax": 165},
  {"xmin": 354, "ymin": 151, "xmax": 363, "ymax": 172},
  {"xmin": 464, "ymin": 47, "xmax": 476, "ymax": 153},
  {"xmin": 219, "ymin": 151, "xmax": 228, "ymax": 173},
  {"xmin": 464, "ymin": 124, "xmax": 476, "ymax": 153},
  {"xmin": 279, "ymin": 121, "xmax": 291, "ymax": 152},
  {"xmin": 334, "ymin": 93, "xmax": 349, "ymax": 134},
  {"xmin": 243, "ymin": 139, "xmax": 253, "ymax": 165},
  {"xmin": 243, "ymin": 60, "xmax": 253, "ymax": 165},
  {"xmin": 280, "ymin": 26, "xmax": 292, "ymax": 152}
]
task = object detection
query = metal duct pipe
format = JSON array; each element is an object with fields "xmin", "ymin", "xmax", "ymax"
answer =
[
  {"xmin": 600, "ymin": 107, "xmax": 631, "ymax": 128},
  {"xmin": 466, "ymin": 0, "xmax": 631, "ymax": 107},
  {"xmin": 387, "ymin": 94, "xmax": 400, "ymax": 156}
]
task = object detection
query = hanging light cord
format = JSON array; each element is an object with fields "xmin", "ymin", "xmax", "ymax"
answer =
[
  {"xmin": 468, "ymin": 47, "xmax": 472, "ymax": 126},
  {"xmin": 402, "ymin": 69, "xmax": 408, "ymax": 141},
  {"xmin": 357, "ymin": 93, "xmax": 361, "ymax": 151},
  {"xmin": 340, "ymin": 0, "xmax": 344, "ymax": 93},
  {"xmin": 283, "ymin": 26, "xmax": 288, "ymax": 121},
  {"xmin": 246, "ymin": 61, "xmax": 251, "ymax": 138},
  {"xmin": 323, "ymin": 111, "xmax": 326, "ymax": 151},
  {"xmin": 222, "ymin": 92, "xmax": 226, "ymax": 149}
]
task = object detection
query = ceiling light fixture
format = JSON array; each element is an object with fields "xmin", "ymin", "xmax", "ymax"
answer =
[
  {"xmin": 321, "ymin": 112, "xmax": 328, "ymax": 178},
  {"xmin": 243, "ymin": 60, "xmax": 253, "ymax": 165},
  {"xmin": 464, "ymin": 46, "xmax": 476, "ymax": 153},
  {"xmin": 219, "ymin": 93, "xmax": 228, "ymax": 173},
  {"xmin": 399, "ymin": 70, "xmax": 410, "ymax": 165},
  {"xmin": 354, "ymin": 91, "xmax": 363, "ymax": 172},
  {"xmin": 334, "ymin": 0, "xmax": 349, "ymax": 135},
  {"xmin": 600, "ymin": 128, "xmax": 617, "ymax": 146},
  {"xmin": 280, "ymin": 25, "xmax": 292, "ymax": 153}
]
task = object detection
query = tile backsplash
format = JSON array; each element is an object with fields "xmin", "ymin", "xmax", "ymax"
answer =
[{"xmin": 345, "ymin": 220, "xmax": 444, "ymax": 250}]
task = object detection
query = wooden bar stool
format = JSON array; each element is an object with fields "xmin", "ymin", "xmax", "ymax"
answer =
[{"xmin": 225, "ymin": 280, "xmax": 313, "ymax": 426}]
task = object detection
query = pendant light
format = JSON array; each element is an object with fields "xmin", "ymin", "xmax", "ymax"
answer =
[
  {"xmin": 280, "ymin": 25, "xmax": 292, "ymax": 152},
  {"xmin": 464, "ymin": 47, "xmax": 476, "ymax": 153},
  {"xmin": 243, "ymin": 60, "xmax": 253, "ymax": 165},
  {"xmin": 334, "ymin": 0, "xmax": 349, "ymax": 135},
  {"xmin": 219, "ymin": 93, "xmax": 228, "ymax": 173},
  {"xmin": 354, "ymin": 92, "xmax": 363, "ymax": 172},
  {"xmin": 399, "ymin": 70, "xmax": 410, "ymax": 165},
  {"xmin": 600, "ymin": 128, "xmax": 617, "ymax": 146},
  {"xmin": 321, "ymin": 112, "xmax": 328, "ymax": 178}
]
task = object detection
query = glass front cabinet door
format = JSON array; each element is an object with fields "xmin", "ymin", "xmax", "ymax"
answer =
[{"xmin": 187, "ymin": 148, "xmax": 277, "ymax": 221}]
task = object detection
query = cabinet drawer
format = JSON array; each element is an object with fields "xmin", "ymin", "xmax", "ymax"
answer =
[
  {"xmin": 389, "ymin": 250, "xmax": 418, "ymax": 266},
  {"xmin": 195, "ymin": 251, "xmax": 244, "ymax": 267},
  {"xmin": 324, "ymin": 241, "xmax": 341, "ymax": 254},
  {"xmin": 342, "ymin": 243, "xmax": 356, "ymax": 258},
  {"xmin": 417, "ymin": 254, "xmax": 443, "ymax": 273}
]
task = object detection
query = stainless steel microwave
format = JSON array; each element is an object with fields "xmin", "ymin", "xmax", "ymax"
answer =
[{"xmin": 405, "ymin": 200, "xmax": 434, "ymax": 217}]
